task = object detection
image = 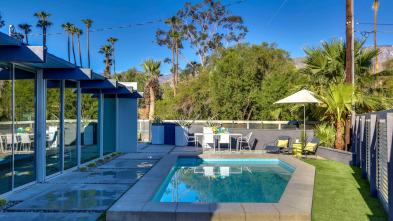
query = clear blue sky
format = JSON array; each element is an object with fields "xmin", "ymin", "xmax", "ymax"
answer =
[{"xmin": 1, "ymin": 0, "xmax": 392, "ymax": 75}]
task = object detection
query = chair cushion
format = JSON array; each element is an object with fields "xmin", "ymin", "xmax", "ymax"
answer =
[
  {"xmin": 277, "ymin": 140, "xmax": 289, "ymax": 148},
  {"xmin": 304, "ymin": 143, "xmax": 317, "ymax": 151}
]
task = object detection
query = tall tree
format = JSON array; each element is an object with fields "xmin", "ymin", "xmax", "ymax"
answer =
[
  {"xmin": 177, "ymin": 0, "xmax": 248, "ymax": 66},
  {"xmin": 98, "ymin": 45, "xmax": 113, "ymax": 75},
  {"xmin": 18, "ymin": 23, "xmax": 32, "ymax": 44},
  {"xmin": 82, "ymin": 19, "xmax": 93, "ymax": 68},
  {"xmin": 70, "ymin": 26, "xmax": 77, "ymax": 65},
  {"xmin": 372, "ymin": 0, "xmax": 379, "ymax": 74},
  {"xmin": 61, "ymin": 22, "xmax": 74, "ymax": 62},
  {"xmin": 34, "ymin": 11, "xmax": 52, "ymax": 48},
  {"xmin": 141, "ymin": 59, "xmax": 162, "ymax": 120},
  {"xmin": 107, "ymin": 37, "xmax": 118, "ymax": 74},
  {"xmin": 75, "ymin": 28, "xmax": 83, "ymax": 67}
]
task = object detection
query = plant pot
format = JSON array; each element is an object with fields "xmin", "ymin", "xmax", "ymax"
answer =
[
  {"xmin": 151, "ymin": 125, "xmax": 165, "ymax": 145},
  {"xmin": 83, "ymin": 125, "xmax": 94, "ymax": 145},
  {"xmin": 175, "ymin": 126, "xmax": 189, "ymax": 146}
]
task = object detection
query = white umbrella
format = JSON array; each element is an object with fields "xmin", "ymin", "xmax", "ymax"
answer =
[{"xmin": 274, "ymin": 89, "xmax": 323, "ymax": 141}]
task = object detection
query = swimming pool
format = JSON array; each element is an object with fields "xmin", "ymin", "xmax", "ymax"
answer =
[{"xmin": 152, "ymin": 158, "xmax": 294, "ymax": 203}]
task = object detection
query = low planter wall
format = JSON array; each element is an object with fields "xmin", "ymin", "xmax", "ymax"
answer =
[{"xmin": 316, "ymin": 146, "xmax": 356, "ymax": 166}]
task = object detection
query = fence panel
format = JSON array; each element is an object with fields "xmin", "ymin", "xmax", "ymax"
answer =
[{"xmin": 377, "ymin": 119, "xmax": 388, "ymax": 207}]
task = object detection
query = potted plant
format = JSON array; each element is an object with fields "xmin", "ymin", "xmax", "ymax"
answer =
[
  {"xmin": 151, "ymin": 117, "xmax": 164, "ymax": 144},
  {"xmin": 174, "ymin": 115, "xmax": 198, "ymax": 146},
  {"xmin": 82, "ymin": 118, "xmax": 94, "ymax": 145}
]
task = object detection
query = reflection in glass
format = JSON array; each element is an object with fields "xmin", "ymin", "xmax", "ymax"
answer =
[
  {"xmin": 14, "ymin": 79, "xmax": 35, "ymax": 188},
  {"xmin": 64, "ymin": 87, "xmax": 77, "ymax": 170},
  {"xmin": 46, "ymin": 81, "xmax": 60, "ymax": 175},
  {"xmin": 0, "ymin": 77, "xmax": 12, "ymax": 194},
  {"xmin": 81, "ymin": 94, "xmax": 98, "ymax": 163}
]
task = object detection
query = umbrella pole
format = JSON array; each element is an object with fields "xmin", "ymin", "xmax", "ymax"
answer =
[{"xmin": 304, "ymin": 104, "xmax": 306, "ymax": 145}]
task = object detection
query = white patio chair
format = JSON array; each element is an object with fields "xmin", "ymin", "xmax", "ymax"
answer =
[
  {"xmin": 218, "ymin": 134, "xmax": 231, "ymax": 152},
  {"xmin": 184, "ymin": 133, "xmax": 199, "ymax": 151},
  {"xmin": 236, "ymin": 132, "xmax": 253, "ymax": 152},
  {"xmin": 203, "ymin": 133, "xmax": 215, "ymax": 151},
  {"xmin": 20, "ymin": 133, "xmax": 32, "ymax": 152},
  {"xmin": 220, "ymin": 167, "xmax": 230, "ymax": 177},
  {"xmin": 6, "ymin": 133, "xmax": 21, "ymax": 153}
]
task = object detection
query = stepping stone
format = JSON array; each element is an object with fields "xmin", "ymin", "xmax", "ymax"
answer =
[
  {"xmin": 9, "ymin": 184, "xmax": 129, "ymax": 211},
  {"xmin": 98, "ymin": 159, "xmax": 158, "ymax": 169},
  {"xmin": 117, "ymin": 153, "xmax": 163, "ymax": 160},
  {"xmin": 0, "ymin": 212, "xmax": 101, "ymax": 221}
]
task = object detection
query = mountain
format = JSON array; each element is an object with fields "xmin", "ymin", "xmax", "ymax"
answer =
[
  {"xmin": 292, "ymin": 45, "xmax": 393, "ymax": 71},
  {"xmin": 158, "ymin": 74, "xmax": 173, "ymax": 84}
]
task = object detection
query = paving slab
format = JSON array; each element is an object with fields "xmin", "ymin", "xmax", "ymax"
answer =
[
  {"xmin": 47, "ymin": 168, "xmax": 147, "ymax": 184},
  {"xmin": 0, "ymin": 212, "xmax": 101, "ymax": 221},
  {"xmin": 6, "ymin": 184, "xmax": 60, "ymax": 201},
  {"xmin": 117, "ymin": 153, "xmax": 164, "ymax": 160},
  {"xmin": 9, "ymin": 184, "xmax": 129, "ymax": 211},
  {"xmin": 98, "ymin": 159, "xmax": 158, "ymax": 169}
]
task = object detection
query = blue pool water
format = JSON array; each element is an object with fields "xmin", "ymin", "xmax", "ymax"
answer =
[{"xmin": 152, "ymin": 158, "xmax": 294, "ymax": 203}]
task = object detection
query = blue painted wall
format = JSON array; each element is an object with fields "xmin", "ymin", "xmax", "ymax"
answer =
[
  {"xmin": 103, "ymin": 98, "xmax": 116, "ymax": 153},
  {"xmin": 118, "ymin": 98, "xmax": 137, "ymax": 152}
]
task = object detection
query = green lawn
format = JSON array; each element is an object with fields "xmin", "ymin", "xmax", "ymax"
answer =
[{"xmin": 302, "ymin": 159, "xmax": 388, "ymax": 221}]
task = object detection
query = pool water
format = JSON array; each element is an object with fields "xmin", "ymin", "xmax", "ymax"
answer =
[{"xmin": 152, "ymin": 158, "xmax": 294, "ymax": 203}]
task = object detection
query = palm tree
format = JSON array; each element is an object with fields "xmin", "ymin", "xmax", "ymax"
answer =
[
  {"xmin": 303, "ymin": 38, "xmax": 379, "ymax": 85},
  {"xmin": 170, "ymin": 31, "xmax": 183, "ymax": 89},
  {"xmin": 82, "ymin": 19, "xmax": 93, "ymax": 68},
  {"xmin": 98, "ymin": 45, "xmax": 113, "ymax": 75},
  {"xmin": 372, "ymin": 0, "xmax": 379, "ymax": 74},
  {"xmin": 317, "ymin": 84, "xmax": 354, "ymax": 150},
  {"xmin": 164, "ymin": 16, "xmax": 182, "ymax": 96},
  {"xmin": 107, "ymin": 37, "xmax": 118, "ymax": 74},
  {"xmin": 34, "ymin": 11, "xmax": 52, "ymax": 48},
  {"xmin": 70, "ymin": 26, "xmax": 77, "ymax": 65},
  {"xmin": 75, "ymin": 28, "xmax": 83, "ymax": 67},
  {"xmin": 141, "ymin": 59, "xmax": 162, "ymax": 120},
  {"xmin": 61, "ymin": 22, "xmax": 74, "ymax": 62},
  {"xmin": 18, "ymin": 24, "xmax": 32, "ymax": 44}
]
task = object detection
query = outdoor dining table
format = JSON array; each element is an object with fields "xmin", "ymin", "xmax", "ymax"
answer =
[{"xmin": 194, "ymin": 132, "xmax": 243, "ymax": 152}]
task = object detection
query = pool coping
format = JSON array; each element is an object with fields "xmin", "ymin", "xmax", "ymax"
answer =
[{"xmin": 107, "ymin": 154, "xmax": 315, "ymax": 221}]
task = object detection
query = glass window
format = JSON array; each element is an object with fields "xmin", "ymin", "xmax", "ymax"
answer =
[
  {"xmin": 64, "ymin": 86, "xmax": 77, "ymax": 170},
  {"xmin": 81, "ymin": 94, "xmax": 99, "ymax": 163},
  {"xmin": 0, "ymin": 77, "xmax": 12, "ymax": 194},
  {"xmin": 46, "ymin": 81, "xmax": 60, "ymax": 176},
  {"xmin": 14, "ymin": 79, "xmax": 35, "ymax": 188}
]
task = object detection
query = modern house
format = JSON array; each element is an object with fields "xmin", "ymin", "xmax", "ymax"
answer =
[{"xmin": 0, "ymin": 31, "xmax": 142, "ymax": 194}]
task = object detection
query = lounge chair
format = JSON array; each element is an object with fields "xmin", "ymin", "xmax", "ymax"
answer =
[
  {"xmin": 302, "ymin": 138, "xmax": 321, "ymax": 157},
  {"xmin": 264, "ymin": 136, "xmax": 291, "ymax": 154}
]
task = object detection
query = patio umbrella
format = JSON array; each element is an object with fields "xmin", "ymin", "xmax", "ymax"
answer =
[{"xmin": 274, "ymin": 89, "xmax": 323, "ymax": 141}]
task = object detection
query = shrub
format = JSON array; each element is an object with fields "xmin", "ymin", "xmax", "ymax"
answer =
[
  {"xmin": 0, "ymin": 198, "xmax": 7, "ymax": 206},
  {"xmin": 88, "ymin": 162, "xmax": 96, "ymax": 167},
  {"xmin": 105, "ymin": 155, "xmax": 111, "ymax": 160},
  {"xmin": 98, "ymin": 158, "xmax": 105, "ymax": 163},
  {"xmin": 111, "ymin": 152, "xmax": 118, "ymax": 157},
  {"xmin": 118, "ymin": 151, "xmax": 124, "ymax": 155},
  {"xmin": 82, "ymin": 158, "xmax": 89, "ymax": 163},
  {"xmin": 104, "ymin": 151, "xmax": 111, "ymax": 155},
  {"xmin": 79, "ymin": 166, "xmax": 88, "ymax": 171}
]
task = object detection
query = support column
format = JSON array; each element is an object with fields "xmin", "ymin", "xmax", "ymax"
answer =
[
  {"xmin": 386, "ymin": 113, "xmax": 393, "ymax": 219},
  {"xmin": 76, "ymin": 81, "xmax": 81, "ymax": 167},
  {"xmin": 11, "ymin": 63, "xmax": 15, "ymax": 189},
  {"xmin": 98, "ymin": 91, "xmax": 104, "ymax": 158},
  {"xmin": 35, "ymin": 69, "xmax": 46, "ymax": 183},
  {"xmin": 60, "ymin": 80, "xmax": 65, "ymax": 172},
  {"xmin": 369, "ymin": 114, "xmax": 377, "ymax": 197},
  {"xmin": 361, "ymin": 116, "xmax": 367, "ymax": 178}
]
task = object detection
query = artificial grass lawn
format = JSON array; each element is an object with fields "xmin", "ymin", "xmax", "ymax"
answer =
[{"xmin": 302, "ymin": 159, "xmax": 388, "ymax": 221}]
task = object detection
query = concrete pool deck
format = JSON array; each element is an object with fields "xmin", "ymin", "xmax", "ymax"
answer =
[{"xmin": 107, "ymin": 148, "xmax": 316, "ymax": 221}]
